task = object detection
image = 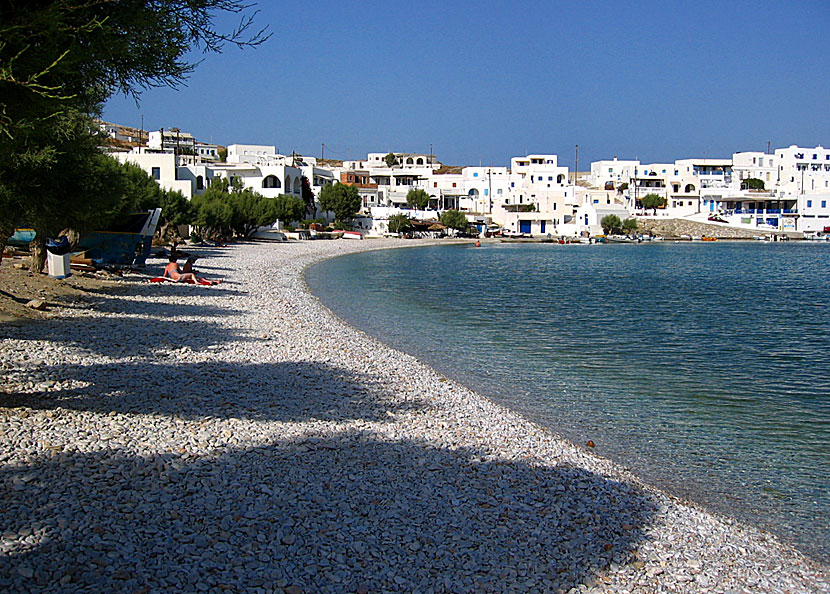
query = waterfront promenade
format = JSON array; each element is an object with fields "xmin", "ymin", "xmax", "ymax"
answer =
[{"xmin": 0, "ymin": 239, "xmax": 826, "ymax": 593}]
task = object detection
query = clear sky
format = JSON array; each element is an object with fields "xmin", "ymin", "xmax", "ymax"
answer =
[{"xmin": 102, "ymin": 1, "xmax": 829, "ymax": 169}]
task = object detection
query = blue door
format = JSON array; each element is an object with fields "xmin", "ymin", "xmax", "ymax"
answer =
[
  {"xmin": 540, "ymin": 220, "xmax": 546, "ymax": 234},
  {"xmin": 519, "ymin": 220, "xmax": 531, "ymax": 234}
]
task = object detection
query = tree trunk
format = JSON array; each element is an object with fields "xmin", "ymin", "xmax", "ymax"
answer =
[
  {"xmin": 0, "ymin": 227, "xmax": 11, "ymax": 267},
  {"xmin": 29, "ymin": 236, "xmax": 47, "ymax": 273}
]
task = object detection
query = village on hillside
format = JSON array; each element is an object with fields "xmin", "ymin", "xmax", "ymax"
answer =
[{"xmin": 98, "ymin": 120, "xmax": 830, "ymax": 240}]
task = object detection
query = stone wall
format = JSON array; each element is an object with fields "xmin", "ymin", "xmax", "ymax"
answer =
[{"xmin": 633, "ymin": 218, "xmax": 786, "ymax": 239}]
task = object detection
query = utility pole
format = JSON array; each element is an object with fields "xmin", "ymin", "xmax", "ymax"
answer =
[
  {"xmin": 574, "ymin": 144, "xmax": 579, "ymax": 185},
  {"xmin": 321, "ymin": 143, "xmax": 325, "ymax": 161},
  {"xmin": 140, "ymin": 115, "xmax": 144, "ymax": 146}
]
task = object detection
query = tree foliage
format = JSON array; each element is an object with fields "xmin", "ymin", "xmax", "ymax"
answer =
[
  {"xmin": 8, "ymin": 115, "xmax": 164, "ymax": 271},
  {"xmin": 406, "ymin": 188, "xmax": 430, "ymax": 210},
  {"xmin": 640, "ymin": 193, "xmax": 666, "ymax": 213},
  {"xmin": 189, "ymin": 178, "xmax": 302, "ymax": 239},
  {"xmin": 318, "ymin": 183, "xmax": 361, "ymax": 223},
  {"xmin": 601, "ymin": 214, "xmax": 622, "ymax": 235},
  {"xmin": 384, "ymin": 152, "xmax": 397, "ymax": 168},
  {"xmin": 0, "ymin": 0, "xmax": 268, "ymax": 261},
  {"xmin": 622, "ymin": 218, "xmax": 638, "ymax": 234},
  {"xmin": 439, "ymin": 209, "xmax": 468, "ymax": 232},
  {"xmin": 741, "ymin": 177, "xmax": 765, "ymax": 190},
  {"xmin": 387, "ymin": 213, "xmax": 411, "ymax": 235},
  {"xmin": 301, "ymin": 176, "xmax": 315, "ymax": 217}
]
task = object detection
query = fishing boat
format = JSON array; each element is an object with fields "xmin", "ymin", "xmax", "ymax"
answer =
[{"xmin": 75, "ymin": 208, "xmax": 162, "ymax": 266}]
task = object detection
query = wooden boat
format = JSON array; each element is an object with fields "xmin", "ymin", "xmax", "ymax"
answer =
[{"xmin": 75, "ymin": 208, "xmax": 162, "ymax": 266}]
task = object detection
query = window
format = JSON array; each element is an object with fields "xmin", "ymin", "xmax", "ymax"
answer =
[
  {"xmin": 196, "ymin": 176, "xmax": 204, "ymax": 190},
  {"xmin": 484, "ymin": 189, "xmax": 489, "ymax": 196},
  {"xmin": 473, "ymin": 172, "xmax": 478, "ymax": 177},
  {"xmin": 497, "ymin": 189, "xmax": 502, "ymax": 195},
  {"xmin": 548, "ymin": 176, "xmax": 553, "ymax": 181},
  {"xmin": 823, "ymin": 201, "xmax": 827, "ymax": 208},
  {"xmin": 807, "ymin": 200, "xmax": 812, "ymax": 207},
  {"xmin": 151, "ymin": 167, "xmax": 161, "ymax": 180}
]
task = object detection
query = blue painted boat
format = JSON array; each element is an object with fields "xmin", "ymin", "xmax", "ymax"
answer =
[
  {"xmin": 75, "ymin": 208, "xmax": 162, "ymax": 266},
  {"xmin": 8, "ymin": 228, "xmax": 36, "ymax": 247}
]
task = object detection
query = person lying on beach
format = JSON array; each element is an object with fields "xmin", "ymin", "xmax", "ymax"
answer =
[{"xmin": 162, "ymin": 256, "xmax": 222, "ymax": 285}]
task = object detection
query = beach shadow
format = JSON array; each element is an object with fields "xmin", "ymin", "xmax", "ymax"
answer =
[
  {"xmin": 2, "ymin": 287, "xmax": 250, "ymax": 359},
  {"xmin": 0, "ymin": 359, "xmax": 424, "ymax": 423},
  {"xmin": 0, "ymin": 432, "xmax": 657, "ymax": 593}
]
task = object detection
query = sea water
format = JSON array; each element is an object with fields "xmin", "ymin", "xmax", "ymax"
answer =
[{"xmin": 306, "ymin": 241, "xmax": 830, "ymax": 558}]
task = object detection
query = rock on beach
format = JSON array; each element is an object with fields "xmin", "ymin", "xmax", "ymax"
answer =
[{"xmin": 0, "ymin": 239, "xmax": 827, "ymax": 593}]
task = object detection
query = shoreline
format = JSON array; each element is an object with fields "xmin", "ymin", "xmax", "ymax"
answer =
[{"xmin": 0, "ymin": 239, "xmax": 826, "ymax": 593}]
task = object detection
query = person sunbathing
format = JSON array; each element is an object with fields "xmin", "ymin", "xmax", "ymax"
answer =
[{"xmin": 162, "ymin": 256, "xmax": 222, "ymax": 285}]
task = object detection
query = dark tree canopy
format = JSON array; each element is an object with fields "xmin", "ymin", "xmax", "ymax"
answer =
[
  {"xmin": 640, "ymin": 193, "xmax": 666, "ymax": 212},
  {"xmin": 387, "ymin": 213, "xmax": 411, "ymax": 235},
  {"xmin": 0, "ymin": 1, "xmax": 269, "ymax": 268},
  {"xmin": 318, "ymin": 183, "xmax": 361, "ymax": 223},
  {"xmin": 439, "ymin": 209, "xmax": 468, "ymax": 232},
  {"xmin": 406, "ymin": 188, "xmax": 430, "ymax": 210},
  {"xmin": 301, "ymin": 176, "xmax": 316, "ymax": 216},
  {"xmin": 0, "ymin": 0, "xmax": 269, "ymax": 139},
  {"xmin": 601, "ymin": 214, "xmax": 622, "ymax": 235},
  {"xmin": 741, "ymin": 177, "xmax": 765, "ymax": 190}
]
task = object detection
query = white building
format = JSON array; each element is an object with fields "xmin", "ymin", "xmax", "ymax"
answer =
[
  {"xmin": 775, "ymin": 145, "xmax": 830, "ymax": 232},
  {"xmin": 589, "ymin": 158, "xmax": 640, "ymax": 190},
  {"xmin": 195, "ymin": 142, "xmax": 220, "ymax": 162},
  {"xmin": 148, "ymin": 129, "xmax": 196, "ymax": 154},
  {"xmin": 112, "ymin": 148, "xmax": 195, "ymax": 198}
]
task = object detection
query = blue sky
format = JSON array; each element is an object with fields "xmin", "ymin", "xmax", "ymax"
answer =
[{"xmin": 102, "ymin": 1, "xmax": 829, "ymax": 169}]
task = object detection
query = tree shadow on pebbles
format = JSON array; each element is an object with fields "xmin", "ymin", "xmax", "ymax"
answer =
[
  {"xmin": 0, "ymin": 433, "xmax": 657, "ymax": 593},
  {"xmin": 3, "ymin": 295, "xmax": 248, "ymax": 359},
  {"xmin": 0, "ymin": 360, "xmax": 426, "ymax": 423}
]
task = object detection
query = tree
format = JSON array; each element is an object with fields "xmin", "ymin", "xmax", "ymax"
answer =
[
  {"xmin": 0, "ymin": 1, "xmax": 269, "ymax": 263},
  {"xmin": 601, "ymin": 214, "xmax": 623, "ymax": 235},
  {"xmin": 270, "ymin": 194, "xmax": 305, "ymax": 228},
  {"xmin": 301, "ymin": 176, "xmax": 316, "ymax": 217},
  {"xmin": 439, "ymin": 209, "xmax": 468, "ymax": 233},
  {"xmin": 387, "ymin": 213, "xmax": 411, "ymax": 235},
  {"xmin": 406, "ymin": 188, "xmax": 430, "ymax": 210},
  {"xmin": 16, "ymin": 117, "xmax": 161, "ymax": 271},
  {"xmin": 741, "ymin": 178, "xmax": 765, "ymax": 190},
  {"xmin": 622, "ymin": 218, "xmax": 638, "ymax": 235},
  {"xmin": 318, "ymin": 183, "xmax": 361, "ymax": 223},
  {"xmin": 384, "ymin": 152, "xmax": 397, "ymax": 168},
  {"xmin": 640, "ymin": 193, "xmax": 666, "ymax": 215}
]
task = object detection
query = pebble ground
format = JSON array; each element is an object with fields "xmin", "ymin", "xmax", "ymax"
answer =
[{"xmin": 1, "ymin": 239, "xmax": 827, "ymax": 593}]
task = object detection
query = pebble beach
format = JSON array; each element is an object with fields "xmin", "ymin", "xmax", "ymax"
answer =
[{"xmin": 0, "ymin": 239, "xmax": 827, "ymax": 593}]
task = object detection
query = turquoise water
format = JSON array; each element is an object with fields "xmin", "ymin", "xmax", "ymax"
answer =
[{"xmin": 306, "ymin": 242, "xmax": 830, "ymax": 558}]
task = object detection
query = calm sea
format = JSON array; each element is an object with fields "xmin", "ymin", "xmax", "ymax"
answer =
[{"xmin": 306, "ymin": 241, "xmax": 830, "ymax": 558}]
